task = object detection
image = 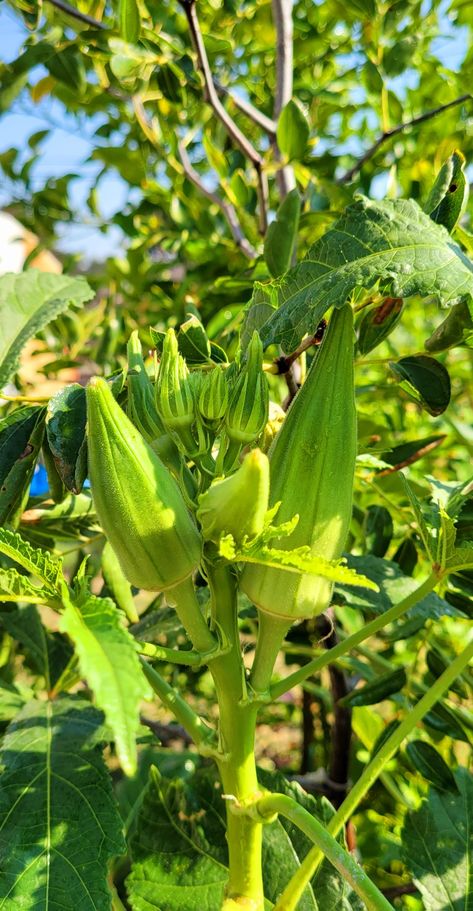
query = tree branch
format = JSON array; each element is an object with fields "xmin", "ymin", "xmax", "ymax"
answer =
[
  {"xmin": 46, "ymin": 0, "xmax": 107, "ymax": 28},
  {"xmin": 271, "ymin": 0, "xmax": 296, "ymax": 197},
  {"xmin": 214, "ymin": 81, "xmax": 277, "ymax": 136},
  {"xmin": 178, "ymin": 0, "xmax": 269, "ymax": 233},
  {"xmin": 178, "ymin": 140, "xmax": 257, "ymax": 259},
  {"xmin": 132, "ymin": 96, "xmax": 256, "ymax": 257},
  {"xmin": 339, "ymin": 93, "xmax": 473, "ymax": 184}
]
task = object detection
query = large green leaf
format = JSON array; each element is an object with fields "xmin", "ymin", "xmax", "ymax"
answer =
[
  {"xmin": 60, "ymin": 591, "xmax": 150, "ymax": 776},
  {"xmin": 257, "ymin": 197, "xmax": 473, "ymax": 352},
  {"xmin": 46, "ymin": 384, "xmax": 87, "ymax": 494},
  {"xmin": 0, "ymin": 696, "xmax": 125, "ymax": 910},
  {"xmin": 0, "ymin": 271, "xmax": 94, "ymax": 388},
  {"xmin": 127, "ymin": 766, "xmax": 362, "ymax": 911},
  {"xmin": 401, "ymin": 768, "xmax": 473, "ymax": 910}
]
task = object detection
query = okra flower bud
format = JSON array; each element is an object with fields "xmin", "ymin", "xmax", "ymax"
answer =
[
  {"xmin": 221, "ymin": 332, "xmax": 269, "ymax": 470},
  {"xmin": 198, "ymin": 367, "xmax": 228, "ymax": 424},
  {"xmin": 155, "ymin": 329, "xmax": 196, "ymax": 454},
  {"xmin": 197, "ymin": 448, "xmax": 269, "ymax": 544},
  {"xmin": 87, "ymin": 377, "xmax": 202, "ymax": 592},
  {"xmin": 127, "ymin": 330, "xmax": 166, "ymax": 442},
  {"xmin": 240, "ymin": 306, "xmax": 356, "ymax": 621}
]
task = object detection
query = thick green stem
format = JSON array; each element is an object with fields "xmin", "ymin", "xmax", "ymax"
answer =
[
  {"xmin": 140, "ymin": 657, "xmax": 217, "ymax": 749},
  {"xmin": 206, "ymin": 562, "xmax": 265, "ymax": 910},
  {"xmin": 273, "ymin": 634, "xmax": 473, "ymax": 911},
  {"xmin": 244, "ymin": 794, "xmax": 394, "ymax": 911},
  {"xmin": 168, "ymin": 575, "xmax": 217, "ymax": 652},
  {"xmin": 270, "ymin": 572, "xmax": 438, "ymax": 700}
]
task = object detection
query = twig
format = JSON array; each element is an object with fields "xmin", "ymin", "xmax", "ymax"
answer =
[
  {"xmin": 140, "ymin": 715, "xmax": 193, "ymax": 746},
  {"xmin": 178, "ymin": 0, "xmax": 269, "ymax": 234},
  {"xmin": 178, "ymin": 141, "xmax": 258, "ymax": 258},
  {"xmin": 46, "ymin": 0, "xmax": 107, "ymax": 28},
  {"xmin": 317, "ymin": 611, "xmax": 352, "ymax": 810},
  {"xmin": 214, "ymin": 81, "xmax": 277, "ymax": 136},
  {"xmin": 339, "ymin": 93, "xmax": 473, "ymax": 184},
  {"xmin": 271, "ymin": 0, "xmax": 296, "ymax": 197},
  {"xmin": 132, "ymin": 96, "xmax": 257, "ymax": 257}
]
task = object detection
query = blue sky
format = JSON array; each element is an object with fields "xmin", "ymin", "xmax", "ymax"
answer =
[{"xmin": 0, "ymin": 5, "xmax": 127, "ymax": 261}]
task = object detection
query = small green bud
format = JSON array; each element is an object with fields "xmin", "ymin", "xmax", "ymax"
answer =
[
  {"xmin": 198, "ymin": 367, "xmax": 228, "ymax": 424},
  {"xmin": 127, "ymin": 330, "xmax": 165, "ymax": 442},
  {"xmin": 87, "ymin": 377, "xmax": 202, "ymax": 592},
  {"xmin": 155, "ymin": 328, "xmax": 196, "ymax": 453},
  {"xmin": 197, "ymin": 448, "xmax": 269, "ymax": 544},
  {"xmin": 225, "ymin": 332, "xmax": 269, "ymax": 446}
]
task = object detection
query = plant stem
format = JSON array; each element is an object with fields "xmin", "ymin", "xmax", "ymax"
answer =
[
  {"xmin": 273, "ymin": 634, "xmax": 473, "ymax": 911},
  {"xmin": 250, "ymin": 612, "xmax": 291, "ymax": 695},
  {"xmin": 244, "ymin": 793, "xmax": 394, "ymax": 911},
  {"xmin": 270, "ymin": 572, "xmax": 438, "ymax": 700},
  {"xmin": 168, "ymin": 575, "xmax": 217, "ymax": 653},
  {"xmin": 140, "ymin": 657, "xmax": 216, "ymax": 749},
  {"xmin": 137, "ymin": 641, "xmax": 208, "ymax": 666},
  {"xmin": 206, "ymin": 562, "xmax": 265, "ymax": 910}
]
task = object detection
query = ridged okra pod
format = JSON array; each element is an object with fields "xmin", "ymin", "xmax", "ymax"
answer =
[
  {"xmin": 86, "ymin": 377, "xmax": 201, "ymax": 592},
  {"xmin": 240, "ymin": 305, "xmax": 357, "ymax": 620}
]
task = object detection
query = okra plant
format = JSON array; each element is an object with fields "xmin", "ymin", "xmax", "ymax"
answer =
[{"xmin": 0, "ymin": 150, "xmax": 472, "ymax": 910}]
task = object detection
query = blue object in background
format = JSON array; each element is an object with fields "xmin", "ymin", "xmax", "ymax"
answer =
[{"xmin": 30, "ymin": 462, "xmax": 49, "ymax": 496}]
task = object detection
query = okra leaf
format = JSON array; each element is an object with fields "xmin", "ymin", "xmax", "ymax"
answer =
[
  {"xmin": 277, "ymin": 100, "xmax": 310, "ymax": 161},
  {"xmin": 0, "ymin": 679, "xmax": 30, "ymax": 724},
  {"xmin": 424, "ymin": 300, "xmax": 473, "ymax": 352},
  {"xmin": 0, "ymin": 696, "xmax": 125, "ymax": 910},
  {"xmin": 177, "ymin": 314, "xmax": 212, "ymax": 364},
  {"xmin": 0, "ymin": 408, "xmax": 45, "ymax": 526},
  {"xmin": 0, "ymin": 405, "xmax": 43, "ymax": 486},
  {"xmin": 219, "ymin": 534, "xmax": 379, "ymax": 590},
  {"xmin": 357, "ymin": 297, "xmax": 403, "ymax": 355},
  {"xmin": 335, "ymin": 554, "xmax": 463, "ymax": 619},
  {"xmin": 405, "ymin": 740, "xmax": 458, "ymax": 792},
  {"xmin": 389, "ymin": 355, "xmax": 451, "ymax": 416},
  {"xmin": 425, "ymin": 150, "xmax": 469, "ymax": 232},
  {"xmin": 257, "ymin": 197, "xmax": 473, "ymax": 352},
  {"xmin": 264, "ymin": 189, "xmax": 301, "ymax": 278},
  {"xmin": 0, "ymin": 527, "xmax": 63, "ymax": 592},
  {"xmin": 339, "ymin": 668, "xmax": 406, "ymax": 707},
  {"xmin": 127, "ymin": 765, "xmax": 362, "ymax": 911},
  {"xmin": 0, "ymin": 271, "xmax": 93, "ymax": 388},
  {"xmin": 46, "ymin": 384, "xmax": 87, "ymax": 494},
  {"xmin": 401, "ymin": 768, "xmax": 473, "ymax": 910},
  {"xmin": 118, "ymin": 0, "xmax": 141, "ymax": 43},
  {"xmin": 0, "ymin": 566, "xmax": 53, "ymax": 604},
  {"xmin": 60, "ymin": 590, "xmax": 151, "ymax": 776},
  {"xmin": 1, "ymin": 602, "xmax": 73, "ymax": 689}
]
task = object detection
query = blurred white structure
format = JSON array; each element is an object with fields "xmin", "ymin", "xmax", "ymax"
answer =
[{"xmin": 0, "ymin": 212, "xmax": 62, "ymax": 274}]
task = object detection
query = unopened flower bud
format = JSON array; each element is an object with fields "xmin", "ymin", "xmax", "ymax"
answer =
[
  {"xmin": 198, "ymin": 367, "xmax": 228, "ymax": 424},
  {"xmin": 155, "ymin": 329, "xmax": 196, "ymax": 454},
  {"xmin": 197, "ymin": 448, "xmax": 269, "ymax": 544}
]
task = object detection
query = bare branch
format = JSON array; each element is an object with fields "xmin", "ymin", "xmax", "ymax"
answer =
[
  {"xmin": 178, "ymin": 0, "xmax": 269, "ymax": 234},
  {"xmin": 178, "ymin": 141, "xmax": 257, "ymax": 259},
  {"xmin": 271, "ymin": 0, "xmax": 296, "ymax": 197},
  {"xmin": 46, "ymin": 0, "xmax": 106, "ymax": 29},
  {"xmin": 214, "ymin": 81, "xmax": 277, "ymax": 136},
  {"xmin": 339, "ymin": 93, "xmax": 473, "ymax": 184},
  {"xmin": 132, "ymin": 96, "xmax": 256, "ymax": 257}
]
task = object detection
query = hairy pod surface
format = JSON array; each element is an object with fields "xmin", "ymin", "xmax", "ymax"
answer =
[
  {"xmin": 197, "ymin": 448, "xmax": 269, "ymax": 544},
  {"xmin": 240, "ymin": 305, "xmax": 357, "ymax": 620},
  {"xmin": 87, "ymin": 377, "xmax": 201, "ymax": 591}
]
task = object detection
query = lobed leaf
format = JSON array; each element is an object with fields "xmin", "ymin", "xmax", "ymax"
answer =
[
  {"xmin": 60, "ymin": 590, "xmax": 150, "ymax": 776},
  {"xmin": 257, "ymin": 197, "xmax": 473, "ymax": 352}
]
